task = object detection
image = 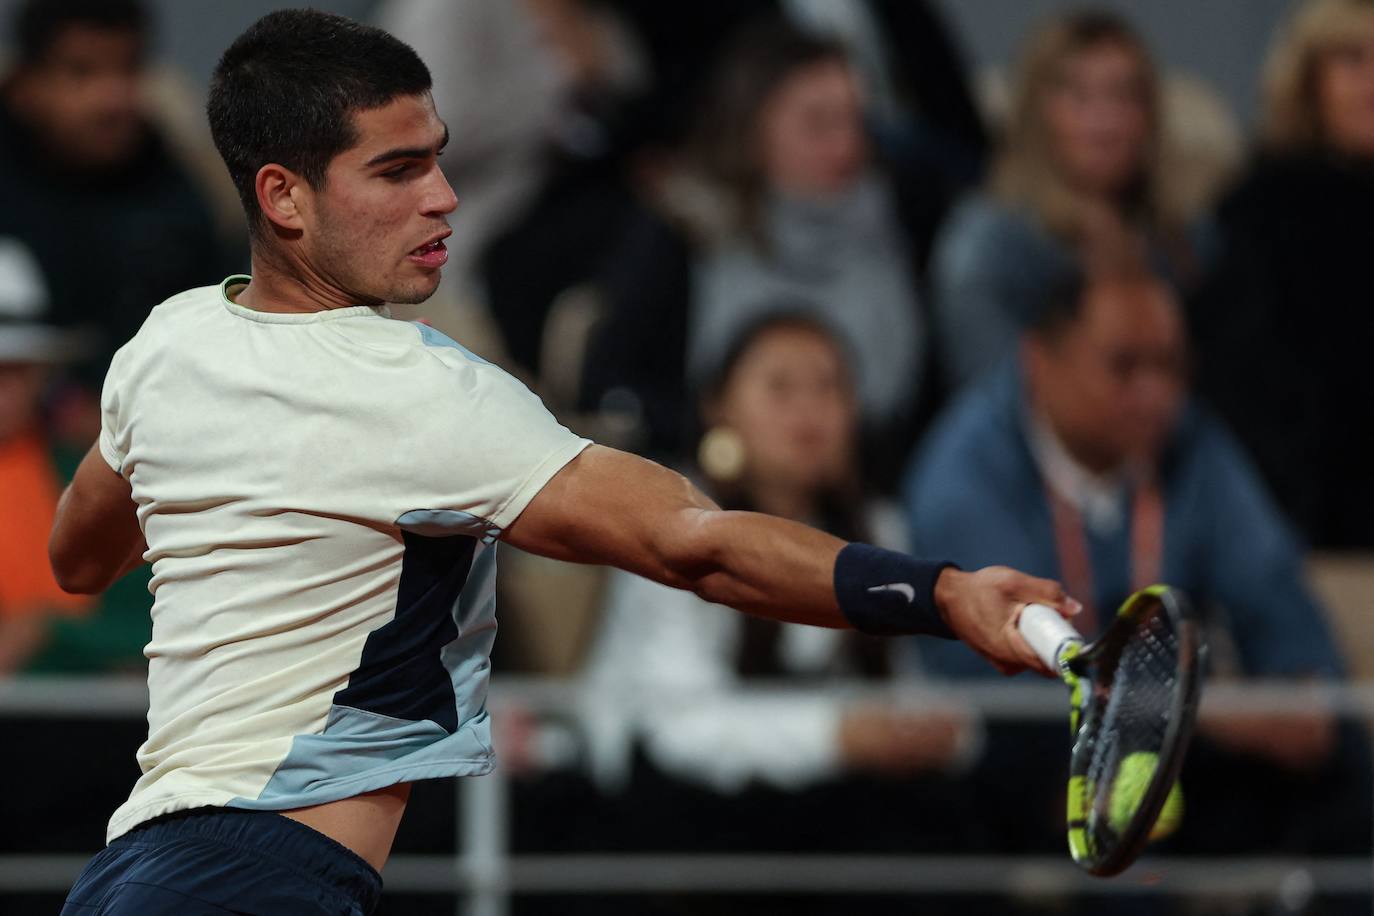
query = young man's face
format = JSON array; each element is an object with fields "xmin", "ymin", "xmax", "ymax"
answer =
[
  {"xmin": 8, "ymin": 24, "xmax": 146, "ymax": 169},
  {"xmin": 298, "ymin": 93, "xmax": 456, "ymax": 306}
]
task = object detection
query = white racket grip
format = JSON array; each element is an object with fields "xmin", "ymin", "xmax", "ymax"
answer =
[{"xmin": 1018, "ymin": 603, "xmax": 1083, "ymax": 669}]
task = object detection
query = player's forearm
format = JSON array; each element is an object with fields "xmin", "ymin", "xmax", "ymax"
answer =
[
  {"xmin": 675, "ymin": 508, "xmax": 848, "ymax": 627},
  {"xmin": 50, "ymin": 487, "xmax": 133, "ymax": 593},
  {"xmin": 507, "ymin": 446, "xmax": 994, "ymax": 643},
  {"xmin": 666, "ymin": 509, "xmax": 958, "ymax": 640},
  {"xmin": 49, "ymin": 447, "xmax": 146, "ymax": 594}
]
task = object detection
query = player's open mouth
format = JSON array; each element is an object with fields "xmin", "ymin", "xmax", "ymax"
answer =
[{"xmin": 407, "ymin": 237, "xmax": 449, "ymax": 269}]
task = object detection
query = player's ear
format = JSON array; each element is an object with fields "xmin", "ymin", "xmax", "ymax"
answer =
[{"xmin": 255, "ymin": 163, "xmax": 308, "ymax": 233}]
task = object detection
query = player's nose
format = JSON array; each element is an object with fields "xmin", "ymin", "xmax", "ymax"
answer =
[{"xmin": 422, "ymin": 169, "xmax": 458, "ymax": 217}]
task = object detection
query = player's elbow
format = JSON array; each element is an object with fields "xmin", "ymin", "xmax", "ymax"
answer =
[
  {"xmin": 51, "ymin": 562, "xmax": 107, "ymax": 595},
  {"xmin": 50, "ymin": 558, "xmax": 104, "ymax": 595},
  {"xmin": 648, "ymin": 507, "xmax": 728, "ymax": 597},
  {"xmin": 49, "ymin": 535, "xmax": 109, "ymax": 595},
  {"xmin": 651, "ymin": 510, "xmax": 753, "ymax": 610}
]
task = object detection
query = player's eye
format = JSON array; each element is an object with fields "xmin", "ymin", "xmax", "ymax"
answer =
[{"xmin": 382, "ymin": 154, "xmax": 442, "ymax": 180}]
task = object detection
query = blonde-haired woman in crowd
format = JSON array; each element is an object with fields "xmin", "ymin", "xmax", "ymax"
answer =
[
  {"xmin": 929, "ymin": 10, "xmax": 1197, "ymax": 389},
  {"xmin": 1193, "ymin": 0, "xmax": 1374, "ymax": 549},
  {"xmin": 1262, "ymin": 0, "xmax": 1374, "ymax": 155}
]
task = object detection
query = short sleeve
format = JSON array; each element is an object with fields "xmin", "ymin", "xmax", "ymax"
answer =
[
  {"xmin": 392, "ymin": 326, "xmax": 592, "ymax": 537},
  {"xmin": 98, "ymin": 348, "xmax": 130, "ymax": 474}
]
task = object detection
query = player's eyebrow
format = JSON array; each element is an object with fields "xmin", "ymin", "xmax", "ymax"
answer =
[{"xmin": 364, "ymin": 124, "xmax": 450, "ymax": 168}]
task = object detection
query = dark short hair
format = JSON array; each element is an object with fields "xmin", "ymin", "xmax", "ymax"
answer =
[
  {"xmin": 1027, "ymin": 263, "xmax": 1089, "ymax": 341},
  {"xmin": 12, "ymin": 0, "xmax": 148, "ymax": 65},
  {"xmin": 1028, "ymin": 256, "xmax": 1171, "ymax": 342},
  {"xmin": 206, "ymin": 9, "xmax": 432, "ymax": 236},
  {"xmin": 705, "ymin": 307, "xmax": 855, "ymax": 402}
]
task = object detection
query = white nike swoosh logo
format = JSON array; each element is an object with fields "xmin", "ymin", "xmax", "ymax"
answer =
[{"xmin": 867, "ymin": 583, "xmax": 916, "ymax": 603}]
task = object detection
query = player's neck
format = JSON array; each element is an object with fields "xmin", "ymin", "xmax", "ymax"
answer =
[{"xmin": 237, "ymin": 245, "xmax": 383, "ymax": 314}]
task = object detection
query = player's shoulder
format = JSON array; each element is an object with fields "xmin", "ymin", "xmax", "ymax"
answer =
[
  {"xmin": 150, "ymin": 281, "xmax": 224, "ymax": 319},
  {"xmin": 349, "ymin": 318, "xmax": 543, "ymax": 422},
  {"xmin": 108, "ymin": 281, "xmax": 226, "ymax": 369},
  {"xmin": 404, "ymin": 321, "xmax": 495, "ymax": 368},
  {"xmin": 392, "ymin": 319, "xmax": 526, "ymax": 386},
  {"xmin": 134, "ymin": 281, "xmax": 226, "ymax": 338}
]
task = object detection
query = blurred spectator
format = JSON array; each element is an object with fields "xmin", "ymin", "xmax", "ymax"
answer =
[
  {"xmin": 930, "ymin": 10, "xmax": 1200, "ymax": 390},
  {"xmin": 606, "ymin": 0, "xmax": 989, "ymax": 180},
  {"xmin": 585, "ymin": 313, "xmax": 975, "ymax": 794},
  {"xmin": 902, "ymin": 261, "xmax": 1369, "ymax": 854},
  {"xmin": 0, "ymin": 317, "xmax": 86, "ymax": 672},
  {"xmin": 581, "ymin": 20, "xmax": 950, "ymax": 487},
  {"xmin": 1192, "ymin": 0, "xmax": 1374, "ymax": 548},
  {"xmin": 0, "ymin": 312, "xmax": 150, "ymax": 675},
  {"xmin": 0, "ymin": 0, "xmax": 227, "ymax": 398},
  {"xmin": 570, "ymin": 315, "xmax": 984, "ymax": 914}
]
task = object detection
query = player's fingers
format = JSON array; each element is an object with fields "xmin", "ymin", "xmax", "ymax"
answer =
[
  {"xmin": 984, "ymin": 634, "xmax": 1031, "ymax": 677},
  {"xmin": 1005, "ymin": 623, "xmax": 1055, "ymax": 678},
  {"xmin": 1004, "ymin": 571, "xmax": 1082, "ymax": 619},
  {"xmin": 988, "ymin": 656, "xmax": 1019, "ymax": 677}
]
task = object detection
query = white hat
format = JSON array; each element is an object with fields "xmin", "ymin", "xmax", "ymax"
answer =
[{"xmin": 0, "ymin": 236, "xmax": 86, "ymax": 364}]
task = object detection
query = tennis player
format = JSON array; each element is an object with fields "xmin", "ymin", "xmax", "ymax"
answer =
[{"xmin": 50, "ymin": 10, "xmax": 1077, "ymax": 915}]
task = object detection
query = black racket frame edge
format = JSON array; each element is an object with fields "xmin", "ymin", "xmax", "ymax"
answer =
[{"xmin": 1068, "ymin": 587, "xmax": 1205, "ymax": 877}]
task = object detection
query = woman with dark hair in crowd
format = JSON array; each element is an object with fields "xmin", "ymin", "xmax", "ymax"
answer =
[
  {"xmin": 580, "ymin": 315, "xmax": 979, "ymax": 909},
  {"xmin": 580, "ymin": 18, "xmax": 956, "ymax": 490},
  {"xmin": 1193, "ymin": 0, "xmax": 1374, "ymax": 548},
  {"xmin": 930, "ymin": 9, "xmax": 1199, "ymax": 389}
]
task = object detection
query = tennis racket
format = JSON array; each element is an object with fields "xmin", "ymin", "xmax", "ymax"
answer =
[{"xmin": 1019, "ymin": 584, "xmax": 1203, "ymax": 876}]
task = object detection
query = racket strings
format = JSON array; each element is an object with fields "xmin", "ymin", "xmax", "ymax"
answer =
[{"xmin": 1076, "ymin": 609, "xmax": 1181, "ymax": 860}]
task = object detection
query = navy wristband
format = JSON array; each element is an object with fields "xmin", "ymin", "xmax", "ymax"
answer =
[{"xmin": 833, "ymin": 542, "xmax": 958, "ymax": 638}]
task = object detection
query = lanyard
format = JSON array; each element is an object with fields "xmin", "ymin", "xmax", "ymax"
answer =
[{"xmin": 1045, "ymin": 475, "xmax": 1163, "ymax": 635}]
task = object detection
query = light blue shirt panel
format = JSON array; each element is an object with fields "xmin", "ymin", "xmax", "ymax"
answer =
[{"xmin": 231, "ymin": 509, "xmax": 503, "ymax": 809}]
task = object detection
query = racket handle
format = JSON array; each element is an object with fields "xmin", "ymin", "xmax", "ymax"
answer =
[{"xmin": 1019, "ymin": 603, "xmax": 1083, "ymax": 670}]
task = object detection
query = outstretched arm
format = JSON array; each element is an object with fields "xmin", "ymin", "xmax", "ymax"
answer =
[
  {"xmin": 49, "ymin": 444, "xmax": 146, "ymax": 594},
  {"xmin": 503, "ymin": 445, "xmax": 1076, "ymax": 675}
]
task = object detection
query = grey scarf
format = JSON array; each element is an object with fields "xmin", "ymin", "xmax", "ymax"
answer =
[{"xmin": 688, "ymin": 173, "xmax": 923, "ymax": 422}]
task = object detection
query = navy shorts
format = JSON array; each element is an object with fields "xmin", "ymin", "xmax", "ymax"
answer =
[{"xmin": 60, "ymin": 807, "xmax": 383, "ymax": 915}]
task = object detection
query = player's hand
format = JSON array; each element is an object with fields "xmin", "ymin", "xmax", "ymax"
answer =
[{"xmin": 934, "ymin": 566, "xmax": 1080, "ymax": 676}]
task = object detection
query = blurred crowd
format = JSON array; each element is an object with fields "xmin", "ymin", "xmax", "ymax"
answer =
[{"xmin": 2, "ymin": 0, "xmax": 1374, "ymax": 913}]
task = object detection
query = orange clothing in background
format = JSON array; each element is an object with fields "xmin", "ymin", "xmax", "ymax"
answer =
[{"xmin": 0, "ymin": 429, "xmax": 90, "ymax": 618}]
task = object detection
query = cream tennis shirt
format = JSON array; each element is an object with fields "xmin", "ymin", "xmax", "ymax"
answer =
[{"xmin": 99, "ymin": 276, "xmax": 589, "ymax": 841}]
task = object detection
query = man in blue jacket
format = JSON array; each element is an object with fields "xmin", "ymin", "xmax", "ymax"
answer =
[{"xmin": 903, "ymin": 260, "xmax": 1368, "ymax": 855}]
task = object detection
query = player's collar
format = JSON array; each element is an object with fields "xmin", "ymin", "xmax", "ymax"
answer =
[{"xmin": 219, "ymin": 275, "xmax": 392, "ymax": 323}]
